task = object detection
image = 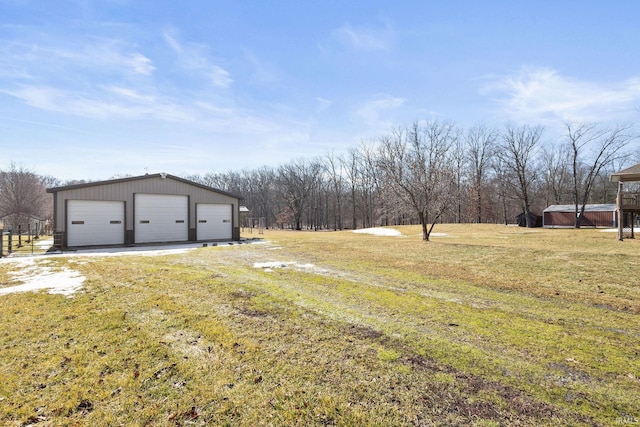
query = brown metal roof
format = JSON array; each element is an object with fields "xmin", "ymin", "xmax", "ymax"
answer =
[{"xmin": 46, "ymin": 173, "xmax": 244, "ymax": 200}]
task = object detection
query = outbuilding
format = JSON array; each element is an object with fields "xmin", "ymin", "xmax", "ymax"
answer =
[
  {"xmin": 542, "ymin": 204, "xmax": 617, "ymax": 228},
  {"xmin": 610, "ymin": 163, "xmax": 640, "ymax": 240},
  {"xmin": 47, "ymin": 173, "xmax": 243, "ymax": 248}
]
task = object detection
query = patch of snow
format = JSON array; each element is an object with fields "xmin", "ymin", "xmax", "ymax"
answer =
[
  {"xmin": 35, "ymin": 238, "xmax": 54, "ymax": 248},
  {"xmin": 600, "ymin": 228, "xmax": 619, "ymax": 233},
  {"xmin": 0, "ymin": 240, "xmax": 259, "ymax": 298},
  {"xmin": 253, "ymin": 261, "xmax": 325, "ymax": 274},
  {"xmin": 0, "ymin": 258, "xmax": 84, "ymax": 297},
  {"xmin": 254, "ymin": 262, "xmax": 288, "ymax": 269},
  {"xmin": 352, "ymin": 227, "xmax": 402, "ymax": 237},
  {"xmin": 296, "ymin": 263, "xmax": 316, "ymax": 269}
]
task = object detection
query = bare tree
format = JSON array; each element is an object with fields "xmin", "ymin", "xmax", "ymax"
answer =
[
  {"xmin": 343, "ymin": 147, "xmax": 361, "ymax": 230},
  {"xmin": 250, "ymin": 166, "xmax": 277, "ymax": 229},
  {"xmin": 0, "ymin": 163, "xmax": 49, "ymax": 231},
  {"xmin": 377, "ymin": 121, "xmax": 457, "ymax": 241},
  {"xmin": 277, "ymin": 159, "xmax": 321, "ymax": 230},
  {"xmin": 498, "ymin": 125, "xmax": 543, "ymax": 227},
  {"xmin": 323, "ymin": 152, "xmax": 345, "ymax": 230},
  {"xmin": 465, "ymin": 125, "xmax": 497, "ymax": 223},
  {"xmin": 540, "ymin": 145, "xmax": 571, "ymax": 206},
  {"xmin": 565, "ymin": 122, "xmax": 635, "ymax": 227},
  {"xmin": 450, "ymin": 127, "xmax": 466, "ymax": 223},
  {"xmin": 357, "ymin": 141, "xmax": 380, "ymax": 228}
]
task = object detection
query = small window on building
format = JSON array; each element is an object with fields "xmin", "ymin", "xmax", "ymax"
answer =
[
  {"xmin": 71, "ymin": 220, "xmax": 85, "ymax": 225},
  {"xmin": 110, "ymin": 220, "xmax": 122, "ymax": 224},
  {"xmin": 139, "ymin": 220, "xmax": 150, "ymax": 224},
  {"xmin": 176, "ymin": 220, "xmax": 185, "ymax": 223},
  {"xmin": 198, "ymin": 220, "xmax": 207, "ymax": 223},
  {"xmin": 223, "ymin": 219, "xmax": 231, "ymax": 223}
]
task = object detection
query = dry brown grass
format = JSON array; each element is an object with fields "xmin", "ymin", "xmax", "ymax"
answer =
[{"xmin": 0, "ymin": 224, "xmax": 638, "ymax": 426}]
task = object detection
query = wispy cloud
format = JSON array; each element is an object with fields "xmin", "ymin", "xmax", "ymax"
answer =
[
  {"xmin": 1, "ymin": 84, "xmax": 193, "ymax": 122},
  {"xmin": 355, "ymin": 94, "xmax": 407, "ymax": 129},
  {"xmin": 163, "ymin": 30, "xmax": 232, "ymax": 88},
  {"xmin": 0, "ymin": 35, "xmax": 155, "ymax": 80},
  {"xmin": 332, "ymin": 22, "xmax": 395, "ymax": 52},
  {"xmin": 316, "ymin": 97, "xmax": 332, "ymax": 112},
  {"xmin": 242, "ymin": 48, "xmax": 280, "ymax": 85},
  {"xmin": 124, "ymin": 53, "xmax": 156, "ymax": 75},
  {"xmin": 0, "ymin": 26, "xmax": 237, "ymax": 123},
  {"xmin": 480, "ymin": 67, "xmax": 640, "ymax": 125}
]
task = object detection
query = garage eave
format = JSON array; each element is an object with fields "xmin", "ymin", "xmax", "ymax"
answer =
[{"xmin": 46, "ymin": 173, "xmax": 244, "ymax": 200}]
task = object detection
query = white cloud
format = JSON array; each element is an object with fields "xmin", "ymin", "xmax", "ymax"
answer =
[
  {"xmin": 2, "ymin": 84, "xmax": 193, "ymax": 122},
  {"xmin": 106, "ymin": 85, "xmax": 156, "ymax": 102},
  {"xmin": 1, "ymin": 86, "xmax": 63, "ymax": 110},
  {"xmin": 355, "ymin": 94, "xmax": 407, "ymax": 129},
  {"xmin": 316, "ymin": 97, "xmax": 332, "ymax": 112},
  {"xmin": 125, "ymin": 53, "xmax": 156, "ymax": 75},
  {"xmin": 163, "ymin": 30, "xmax": 233, "ymax": 88},
  {"xmin": 242, "ymin": 48, "xmax": 279, "ymax": 84},
  {"xmin": 0, "ymin": 33, "xmax": 155, "ymax": 83},
  {"xmin": 163, "ymin": 32, "xmax": 182, "ymax": 54},
  {"xmin": 208, "ymin": 66, "xmax": 233, "ymax": 88},
  {"xmin": 481, "ymin": 67, "xmax": 640, "ymax": 125},
  {"xmin": 332, "ymin": 22, "xmax": 395, "ymax": 52}
]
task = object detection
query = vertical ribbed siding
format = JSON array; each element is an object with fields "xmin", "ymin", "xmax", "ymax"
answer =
[
  {"xmin": 52, "ymin": 176, "xmax": 240, "ymax": 236},
  {"xmin": 544, "ymin": 210, "xmax": 616, "ymax": 228}
]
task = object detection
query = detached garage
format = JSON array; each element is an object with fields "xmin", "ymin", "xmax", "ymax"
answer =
[{"xmin": 48, "ymin": 173, "xmax": 243, "ymax": 248}]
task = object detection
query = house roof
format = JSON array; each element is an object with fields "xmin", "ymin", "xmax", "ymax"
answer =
[
  {"xmin": 46, "ymin": 173, "xmax": 244, "ymax": 200},
  {"xmin": 0, "ymin": 213, "xmax": 44, "ymax": 221},
  {"xmin": 610, "ymin": 163, "xmax": 640, "ymax": 182},
  {"xmin": 543, "ymin": 204, "xmax": 617, "ymax": 213}
]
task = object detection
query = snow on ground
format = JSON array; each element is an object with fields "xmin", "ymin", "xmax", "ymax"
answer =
[
  {"xmin": 253, "ymin": 261, "xmax": 322, "ymax": 273},
  {"xmin": 352, "ymin": 227, "xmax": 451, "ymax": 238},
  {"xmin": 0, "ymin": 240, "xmax": 251, "ymax": 297},
  {"xmin": 0, "ymin": 257, "xmax": 84, "ymax": 298},
  {"xmin": 352, "ymin": 227, "xmax": 402, "ymax": 237}
]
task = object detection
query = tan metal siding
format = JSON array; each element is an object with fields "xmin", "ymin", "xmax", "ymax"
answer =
[{"xmin": 53, "ymin": 176, "xmax": 239, "ymax": 234}]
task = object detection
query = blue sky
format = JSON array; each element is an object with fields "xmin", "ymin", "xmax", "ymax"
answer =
[{"xmin": 1, "ymin": 0, "xmax": 640, "ymax": 181}]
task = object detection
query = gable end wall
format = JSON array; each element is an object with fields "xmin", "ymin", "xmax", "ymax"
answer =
[{"xmin": 52, "ymin": 176, "xmax": 240, "ymax": 245}]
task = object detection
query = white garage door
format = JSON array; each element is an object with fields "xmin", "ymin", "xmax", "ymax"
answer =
[
  {"xmin": 196, "ymin": 204, "xmax": 232, "ymax": 240},
  {"xmin": 135, "ymin": 194, "xmax": 188, "ymax": 243},
  {"xmin": 67, "ymin": 200, "xmax": 125, "ymax": 247}
]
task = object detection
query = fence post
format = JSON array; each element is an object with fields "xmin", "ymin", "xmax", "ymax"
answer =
[
  {"xmin": 8, "ymin": 230, "xmax": 12, "ymax": 254},
  {"xmin": 0, "ymin": 229, "xmax": 3, "ymax": 258},
  {"xmin": 18, "ymin": 225, "xmax": 22, "ymax": 248}
]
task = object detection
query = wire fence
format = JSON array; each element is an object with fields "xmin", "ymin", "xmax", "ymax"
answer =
[{"xmin": 1, "ymin": 225, "xmax": 52, "ymax": 258}]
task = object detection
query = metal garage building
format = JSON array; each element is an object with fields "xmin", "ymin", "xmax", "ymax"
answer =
[
  {"xmin": 47, "ymin": 173, "xmax": 243, "ymax": 248},
  {"xmin": 542, "ymin": 204, "xmax": 617, "ymax": 228}
]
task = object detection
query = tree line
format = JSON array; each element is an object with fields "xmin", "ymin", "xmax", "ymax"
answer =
[
  {"xmin": 1, "ymin": 120, "xmax": 636, "ymax": 239},
  {"xmin": 185, "ymin": 121, "xmax": 636, "ymax": 240}
]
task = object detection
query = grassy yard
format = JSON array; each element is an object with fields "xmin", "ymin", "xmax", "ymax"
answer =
[{"xmin": 0, "ymin": 224, "xmax": 638, "ymax": 426}]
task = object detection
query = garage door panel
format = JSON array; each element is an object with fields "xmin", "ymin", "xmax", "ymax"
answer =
[
  {"xmin": 67, "ymin": 200, "xmax": 125, "ymax": 246},
  {"xmin": 197, "ymin": 204, "xmax": 232, "ymax": 240},
  {"xmin": 135, "ymin": 194, "xmax": 188, "ymax": 243}
]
